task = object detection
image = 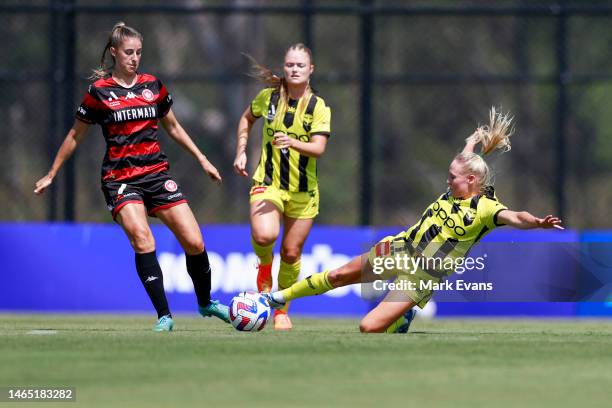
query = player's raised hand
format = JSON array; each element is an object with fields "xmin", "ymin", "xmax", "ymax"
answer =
[
  {"xmin": 462, "ymin": 134, "xmax": 481, "ymax": 154},
  {"xmin": 34, "ymin": 174, "xmax": 53, "ymax": 195},
  {"xmin": 536, "ymin": 215, "xmax": 564, "ymax": 230},
  {"xmin": 233, "ymin": 151, "xmax": 248, "ymax": 177}
]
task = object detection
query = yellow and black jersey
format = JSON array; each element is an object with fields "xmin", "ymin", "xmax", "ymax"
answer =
[
  {"xmin": 382, "ymin": 187, "xmax": 507, "ymax": 276},
  {"xmin": 250, "ymin": 87, "xmax": 331, "ymax": 192}
]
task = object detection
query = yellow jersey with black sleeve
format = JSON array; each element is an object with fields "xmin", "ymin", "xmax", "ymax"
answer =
[
  {"xmin": 250, "ymin": 87, "xmax": 331, "ymax": 192},
  {"xmin": 368, "ymin": 187, "xmax": 508, "ymax": 307},
  {"xmin": 401, "ymin": 186, "xmax": 507, "ymax": 267}
]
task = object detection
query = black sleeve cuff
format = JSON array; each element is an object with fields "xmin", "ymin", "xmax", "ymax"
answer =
[
  {"xmin": 493, "ymin": 208, "xmax": 507, "ymax": 226},
  {"xmin": 250, "ymin": 105, "xmax": 262, "ymax": 118},
  {"xmin": 75, "ymin": 115, "xmax": 95, "ymax": 125}
]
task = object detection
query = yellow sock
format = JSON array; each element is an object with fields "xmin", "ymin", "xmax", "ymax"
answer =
[
  {"xmin": 277, "ymin": 260, "xmax": 301, "ymax": 313},
  {"xmin": 384, "ymin": 316, "xmax": 407, "ymax": 333},
  {"xmin": 251, "ymin": 237, "xmax": 274, "ymax": 265},
  {"xmin": 280, "ymin": 270, "xmax": 333, "ymax": 302}
]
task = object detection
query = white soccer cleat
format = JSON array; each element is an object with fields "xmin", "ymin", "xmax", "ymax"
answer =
[{"xmin": 261, "ymin": 292, "xmax": 285, "ymax": 309}]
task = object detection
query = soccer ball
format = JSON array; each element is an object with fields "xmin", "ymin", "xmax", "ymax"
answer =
[{"xmin": 229, "ymin": 291, "xmax": 271, "ymax": 331}]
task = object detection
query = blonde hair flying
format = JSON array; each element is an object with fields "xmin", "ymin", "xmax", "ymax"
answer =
[
  {"xmin": 455, "ymin": 107, "xmax": 514, "ymax": 190},
  {"xmin": 245, "ymin": 44, "xmax": 314, "ymax": 127},
  {"xmin": 469, "ymin": 107, "xmax": 513, "ymax": 155}
]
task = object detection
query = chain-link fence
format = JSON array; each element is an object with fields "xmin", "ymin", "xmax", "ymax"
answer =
[{"xmin": 1, "ymin": 0, "xmax": 611, "ymax": 228}]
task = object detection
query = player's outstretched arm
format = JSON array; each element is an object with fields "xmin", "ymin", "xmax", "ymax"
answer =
[
  {"xmin": 160, "ymin": 109, "xmax": 222, "ymax": 184},
  {"xmin": 34, "ymin": 119, "xmax": 90, "ymax": 195},
  {"xmin": 497, "ymin": 210, "xmax": 564, "ymax": 230},
  {"xmin": 233, "ymin": 106, "xmax": 258, "ymax": 177}
]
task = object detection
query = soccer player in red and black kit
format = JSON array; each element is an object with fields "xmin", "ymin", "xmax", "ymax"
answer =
[{"xmin": 34, "ymin": 22, "xmax": 229, "ymax": 332}]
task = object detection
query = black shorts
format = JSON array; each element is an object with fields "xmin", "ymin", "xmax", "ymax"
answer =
[{"xmin": 101, "ymin": 171, "xmax": 188, "ymax": 220}]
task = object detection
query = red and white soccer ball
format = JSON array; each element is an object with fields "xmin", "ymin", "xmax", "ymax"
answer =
[{"xmin": 229, "ymin": 291, "xmax": 271, "ymax": 332}]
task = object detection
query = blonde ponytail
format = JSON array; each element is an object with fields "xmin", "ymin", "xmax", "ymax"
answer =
[
  {"xmin": 467, "ymin": 107, "xmax": 513, "ymax": 155},
  {"xmin": 456, "ymin": 107, "xmax": 515, "ymax": 190}
]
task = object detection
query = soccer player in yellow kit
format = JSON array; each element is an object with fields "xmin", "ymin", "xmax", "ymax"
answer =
[
  {"xmin": 233, "ymin": 44, "xmax": 332, "ymax": 330},
  {"xmin": 263, "ymin": 108, "xmax": 563, "ymax": 333}
]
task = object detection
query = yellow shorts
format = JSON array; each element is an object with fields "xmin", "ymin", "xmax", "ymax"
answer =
[
  {"xmin": 367, "ymin": 234, "xmax": 442, "ymax": 309},
  {"xmin": 249, "ymin": 183, "xmax": 319, "ymax": 219}
]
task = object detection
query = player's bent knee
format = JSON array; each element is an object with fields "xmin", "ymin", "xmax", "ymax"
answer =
[
  {"xmin": 251, "ymin": 230, "xmax": 277, "ymax": 247},
  {"xmin": 359, "ymin": 318, "xmax": 385, "ymax": 333},
  {"xmin": 130, "ymin": 229, "xmax": 155, "ymax": 253},
  {"xmin": 359, "ymin": 322, "xmax": 376, "ymax": 333},
  {"xmin": 359, "ymin": 324, "xmax": 383, "ymax": 334},
  {"xmin": 183, "ymin": 237, "xmax": 205, "ymax": 255},
  {"xmin": 280, "ymin": 247, "xmax": 301, "ymax": 263}
]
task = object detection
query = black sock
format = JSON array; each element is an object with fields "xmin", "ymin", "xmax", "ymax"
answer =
[
  {"xmin": 135, "ymin": 251, "xmax": 170, "ymax": 319},
  {"xmin": 186, "ymin": 250, "xmax": 212, "ymax": 307}
]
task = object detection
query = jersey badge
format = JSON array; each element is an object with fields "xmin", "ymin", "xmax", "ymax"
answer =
[{"xmin": 142, "ymin": 89, "xmax": 155, "ymax": 102}]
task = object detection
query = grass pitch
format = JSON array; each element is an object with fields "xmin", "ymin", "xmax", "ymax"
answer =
[{"xmin": 1, "ymin": 314, "xmax": 611, "ymax": 407}]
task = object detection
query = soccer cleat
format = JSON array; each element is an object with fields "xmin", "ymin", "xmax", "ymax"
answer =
[
  {"xmin": 199, "ymin": 300, "xmax": 230, "ymax": 323},
  {"xmin": 153, "ymin": 315, "xmax": 174, "ymax": 332},
  {"xmin": 256, "ymin": 263, "xmax": 273, "ymax": 293},
  {"xmin": 396, "ymin": 309, "xmax": 417, "ymax": 333},
  {"xmin": 273, "ymin": 311, "xmax": 292, "ymax": 330},
  {"xmin": 261, "ymin": 292, "xmax": 285, "ymax": 309}
]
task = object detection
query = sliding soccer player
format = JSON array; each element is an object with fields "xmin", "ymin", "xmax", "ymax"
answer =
[{"xmin": 264, "ymin": 108, "xmax": 563, "ymax": 333}]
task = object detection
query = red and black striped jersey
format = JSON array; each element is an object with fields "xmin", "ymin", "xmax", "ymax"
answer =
[{"xmin": 75, "ymin": 73, "xmax": 173, "ymax": 182}]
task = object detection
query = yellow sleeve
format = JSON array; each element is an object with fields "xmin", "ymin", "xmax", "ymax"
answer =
[
  {"xmin": 310, "ymin": 98, "xmax": 331, "ymax": 136},
  {"xmin": 250, "ymin": 88, "xmax": 273, "ymax": 118},
  {"xmin": 479, "ymin": 197, "xmax": 508, "ymax": 229}
]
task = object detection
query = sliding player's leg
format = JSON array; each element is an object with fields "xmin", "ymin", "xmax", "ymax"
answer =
[
  {"xmin": 359, "ymin": 291, "xmax": 417, "ymax": 333},
  {"xmin": 264, "ymin": 253, "xmax": 368, "ymax": 308}
]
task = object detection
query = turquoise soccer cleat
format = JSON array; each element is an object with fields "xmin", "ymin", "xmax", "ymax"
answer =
[
  {"xmin": 396, "ymin": 309, "xmax": 417, "ymax": 333},
  {"xmin": 199, "ymin": 300, "xmax": 230, "ymax": 323},
  {"xmin": 153, "ymin": 315, "xmax": 174, "ymax": 332}
]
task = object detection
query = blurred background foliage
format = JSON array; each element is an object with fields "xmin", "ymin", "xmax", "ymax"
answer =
[{"xmin": 1, "ymin": 0, "xmax": 611, "ymax": 228}]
